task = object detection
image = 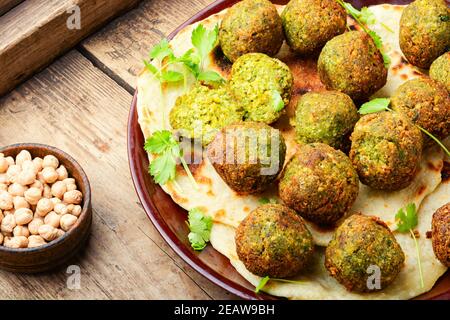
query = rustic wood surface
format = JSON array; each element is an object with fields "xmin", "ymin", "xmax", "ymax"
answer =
[
  {"xmin": 0, "ymin": 0, "xmax": 237, "ymax": 299},
  {"xmin": 0, "ymin": 0, "xmax": 23, "ymax": 15},
  {"xmin": 0, "ymin": 0, "xmax": 139, "ymax": 97}
]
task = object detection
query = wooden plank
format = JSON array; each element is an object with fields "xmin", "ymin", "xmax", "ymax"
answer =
[
  {"xmin": 0, "ymin": 0, "xmax": 140, "ymax": 97},
  {"xmin": 0, "ymin": 50, "xmax": 234, "ymax": 299},
  {"xmin": 80, "ymin": 0, "xmax": 237, "ymax": 299},
  {"xmin": 0, "ymin": 0, "xmax": 23, "ymax": 16},
  {"xmin": 81, "ymin": 0, "xmax": 214, "ymax": 92}
]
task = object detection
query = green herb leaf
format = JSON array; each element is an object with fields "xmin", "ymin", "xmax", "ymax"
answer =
[
  {"xmin": 197, "ymin": 70, "xmax": 225, "ymax": 84},
  {"xmin": 341, "ymin": 1, "xmax": 360, "ymax": 17},
  {"xmin": 191, "ymin": 24, "xmax": 219, "ymax": 61},
  {"xmin": 255, "ymin": 276, "xmax": 270, "ymax": 293},
  {"xmin": 178, "ymin": 49, "xmax": 201, "ymax": 77},
  {"xmin": 187, "ymin": 208, "xmax": 213, "ymax": 251},
  {"xmin": 161, "ymin": 70, "xmax": 184, "ymax": 83},
  {"xmin": 149, "ymin": 151, "xmax": 176, "ymax": 184},
  {"xmin": 360, "ymin": 7, "xmax": 376, "ymax": 25},
  {"xmin": 359, "ymin": 98, "xmax": 391, "ymax": 115},
  {"xmin": 258, "ymin": 197, "xmax": 278, "ymax": 205},
  {"xmin": 416, "ymin": 126, "xmax": 450, "ymax": 158},
  {"xmin": 144, "ymin": 130, "xmax": 177, "ymax": 154},
  {"xmin": 143, "ymin": 60, "xmax": 160, "ymax": 76},
  {"xmin": 149, "ymin": 38, "xmax": 174, "ymax": 62},
  {"xmin": 395, "ymin": 203, "xmax": 418, "ymax": 233},
  {"xmin": 271, "ymin": 90, "xmax": 285, "ymax": 112}
]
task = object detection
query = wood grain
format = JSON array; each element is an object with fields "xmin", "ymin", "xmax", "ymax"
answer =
[
  {"xmin": 0, "ymin": 0, "xmax": 139, "ymax": 97},
  {"xmin": 0, "ymin": 0, "xmax": 23, "ymax": 15},
  {"xmin": 81, "ymin": 0, "xmax": 215, "ymax": 93},
  {"xmin": 0, "ymin": 51, "xmax": 234, "ymax": 299}
]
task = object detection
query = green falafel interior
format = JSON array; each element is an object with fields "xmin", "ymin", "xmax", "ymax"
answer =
[{"xmin": 137, "ymin": 1, "xmax": 449, "ymax": 299}]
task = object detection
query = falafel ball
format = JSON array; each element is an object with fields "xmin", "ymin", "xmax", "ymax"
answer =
[
  {"xmin": 350, "ymin": 111, "xmax": 423, "ymax": 191},
  {"xmin": 430, "ymin": 52, "xmax": 450, "ymax": 92},
  {"xmin": 230, "ymin": 53, "xmax": 293, "ymax": 124},
  {"xmin": 399, "ymin": 0, "xmax": 450, "ymax": 69},
  {"xmin": 432, "ymin": 202, "xmax": 450, "ymax": 267},
  {"xmin": 207, "ymin": 122, "xmax": 286, "ymax": 195},
  {"xmin": 169, "ymin": 85, "xmax": 244, "ymax": 146},
  {"xmin": 317, "ymin": 31, "xmax": 388, "ymax": 101},
  {"xmin": 281, "ymin": 0, "xmax": 347, "ymax": 55},
  {"xmin": 390, "ymin": 77, "xmax": 450, "ymax": 142},
  {"xmin": 279, "ymin": 143, "xmax": 359, "ymax": 225},
  {"xmin": 219, "ymin": 0, "xmax": 284, "ymax": 62},
  {"xmin": 294, "ymin": 91, "xmax": 359, "ymax": 152},
  {"xmin": 235, "ymin": 204, "xmax": 314, "ymax": 278},
  {"xmin": 325, "ymin": 214, "xmax": 405, "ymax": 292}
]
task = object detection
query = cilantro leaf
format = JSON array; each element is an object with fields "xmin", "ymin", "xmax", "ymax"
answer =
[
  {"xmin": 271, "ymin": 90, "xmax": 285, "ymax": 112},
  {"xmin": 359, "ymin": 98, "xmax": 391, "ymax": 115},
  {"xmin": 197, "ymin": 70, "xmax": 225, "ymax": 84},
  {"xmin": 395, "ymin": 203, "xmax": 418, "ymax": 233},
  {"xmin": 149, "ymin": 151, "xmax": 176, "ymax": 184},
  {"xmin": 144, "ymin": 60, "xmax": 160, "ymax": 76},
  {"xmin": 161, "ymin": 70, "xmax": 184, "ymax": 83},
  {"xmin": 144, "ymin": 130, "xmax": 177, "ymax": 154},
  {"xmin": 178, "ymin": 49, "xmax": 201, "ymax": 77},
  {"xmin": 255, "ymin": 276, "xmax": 270, "ymax": 293},
  {"xmin": 149, "ymin": 38, "xmax": 173, "ymax": 61},
  {"xmin": 191, "ymin": 24, "xmax": 219, "ymax": 61},
  {"xmin": 187, "ymin": 208, "xmax": 212, "ymax": 251},
  {"xmin": 360, "ymin": 7, "xmax": 376, "ymax": 25}
]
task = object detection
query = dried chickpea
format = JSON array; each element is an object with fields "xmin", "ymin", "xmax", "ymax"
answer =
[
  {"xmin": 16, "ymin": 169, "xmax": 36, "ymax": 186},
  {"xmin": 43, "ymin": 184, "xmax": 52, "ymax": 198},
  {"xmin": 71, "ymin": 205, "xmax": 82, "ymax": 217},
  {"xmin": 38, "ymin": 224, "xmax": 58, "ymax": 241},
  {"xmin": 14, "ymin": 208, "xmax": 33, "ymax": 225},
  {"xmin": 0, "ymin": 233, "xmax": 3, "ymax": 245},
  {"xmin": 32, "ymin": 157, "xmax": 43, "ymax": 173},
  {"xmin": 51, "ymin": 181, "xmax": 67, "ymax": 199},
  {"xmin": 28, "ymin": 218, "xmax": 44, "ymax": 235},
  {"xmin": 63, "ymin": 190, "xmax": 82, "ymax": 205},
  {"xmin": 4, "ymin": 236, "xmax": 28, "ymax": 248},
  {"xmin": 63, "ymin": 178, "xmax": 76, "ymax": 186},
  {"xmin": 1, "ymin": 214, "xmax": 16, "ymax": 234},
  {"xmin": 16, "ymin": 150, "xmax": 32, "ymax": 166},
  {"xmin": 30, "ymin": 180, "xmax": 43, "ymax": 191},
  {"xmin": 21, "ymin": 160, "xmax": 37, "ymax": 174},
  {"xmin": 24, "ymin": 187, "xmax": 42, "ymax": 205},
  {"xmin": 6, "ymin": 165, "xmax": 21, "ymax": 183},
  {"xmin": 50, "ymin": 197, "xmax": 61, "ymax": 206},
  {"xmin": 67, "ymin": 184, "xmax": 77, "ymax": 192},
  {"xmin": 28, "ymin": 235, "xmax": 46, "ymax": 248},
  {"xmin": 0, "ymin": 174, "xmax": 7, "ymax": 184},
  {"xmin": 37, "ymin": 172, "xmax": 46, "ymax": 184},
  {"xmin": 56, "ymin": 229, "xmax": 65, "ymax": 238},
  {"xmin": 44, "ymin": 211, "xmax": 60, "ymax": 228},
  {"xmin": 8, "ymin": 183, "xmax": 27, "ymax": 197},
  {"xmin": 5, "ymin": 157, "xmax": 14, "ymax": 166},
  {"xmin": 60, "ymin": 214, "xmax": 77, "ymax": 231},
  {"xmin": 42, "ymin": 167, "xmax": 58, "ymax": 184},
  {"xmin": 36, "ymin": 198, "xmax": 53, "ymax": 216},
  {"xmin": 0, "ymin": 183, "xmax": 7, "ymax": 191},
  {"xmin": 0, "ymin": 157, "xmax": 8, "ymax": 173},
  {"xmin": 54, "ymin": 203, "xmax": 68, "ymax": 215},
  {"xmin": 13, "ymin": 196, "xmax": 30, "ymax": 210},
  {"xmin": 42, "ymin": 155, "xmax": 59, "ymax": 169},
  {"xmin": 0, "ymin": 210, "xmax": 3, "ymax": 224},
  {"xmin": 56, "ymin": 165, "xmax": 68, "ymax": 181},
  {"xmin": 13, "ymin": 225, "xmax": 29, "ymax": 237},
  {"xmin": 0, "ymin": 191, "xmax": 13, "ymax": 210}
]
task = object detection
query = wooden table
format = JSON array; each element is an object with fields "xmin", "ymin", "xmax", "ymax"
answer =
[{"xmin": 0, "ymin": 0, "xmax": 238, "ymax": 299}]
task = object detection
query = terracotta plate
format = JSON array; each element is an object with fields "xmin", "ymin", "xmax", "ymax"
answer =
[{"xmin": 127, "ymin": 0, "xmax": 449, "ymax": 300}]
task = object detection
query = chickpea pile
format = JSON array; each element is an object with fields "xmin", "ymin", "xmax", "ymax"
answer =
[{"xmin": 0, "ymin": 150, "xmax": 83, "ymax": 249}]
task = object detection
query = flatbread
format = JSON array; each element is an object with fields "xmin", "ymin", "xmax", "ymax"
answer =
[{"xmin": 136, "ymin": 4, "xmax": 448, "ymax": 299}]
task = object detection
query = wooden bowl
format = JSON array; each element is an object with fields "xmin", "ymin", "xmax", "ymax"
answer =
[
  {"xmin": 128, "ymin": 0, "xmax": 449, "ymax": 299},
  {"xmin": 0, "ymin": 143, "xmax": 92, "ymax": 273}
]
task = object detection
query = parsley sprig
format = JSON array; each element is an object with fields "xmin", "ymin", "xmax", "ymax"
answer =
[
  {"xmin": 395, "ymin": 203, "xmax": 424, "ymax": 288},
  {"xmin": 144, "ymin": 130, "xmax": 198, "ymax": 190},
  {"xmin": 187, "ymin": 207, "xmax": 212, "ymax": 251},
  {"xmin": 358, "ymin": 98, "xmax": 450, "ymax": 157},
  {"xmin": 336, "ymin": 0, "xmax": 391, "ymax": 68},
  {"xmin": 255, "ymin": 276, "xmax": 304, "ymax": 293}
]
